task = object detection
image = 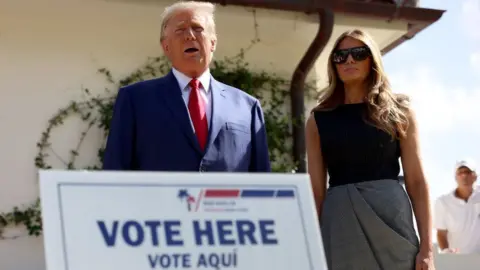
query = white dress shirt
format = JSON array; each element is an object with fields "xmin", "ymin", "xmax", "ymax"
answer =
[{"xmin": 171, "ymin": 68, "xmax": 212, "ymax": 131}]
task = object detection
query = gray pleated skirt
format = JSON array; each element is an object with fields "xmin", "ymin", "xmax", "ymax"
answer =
[{"xmin": 320, "ymin": 179, "xmax": 419, "ymax": 270}]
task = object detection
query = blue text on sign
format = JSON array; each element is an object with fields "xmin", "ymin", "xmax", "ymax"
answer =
[{"xmin": 97, "ymin": 219, "xmax": 278, "ymax": 247}]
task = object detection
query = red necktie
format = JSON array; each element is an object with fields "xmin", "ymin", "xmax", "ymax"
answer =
[{"xmin": 188, "ymin": 78, "xmax": 208, "ymax": 150}]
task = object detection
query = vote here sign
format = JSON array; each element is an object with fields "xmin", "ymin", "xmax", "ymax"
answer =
[{"xmin": 39, "ymin": 170, "xmax": 327, "ymax": 270}]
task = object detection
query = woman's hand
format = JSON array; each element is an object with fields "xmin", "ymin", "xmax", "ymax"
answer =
[{"xmin": 415, "ymin": 249, "xmax": 434, "ymax": 270}]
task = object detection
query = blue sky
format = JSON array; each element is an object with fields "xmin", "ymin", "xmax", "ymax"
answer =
[{"xmin": 383, "ymin": 0, "xmax": 480, "ymax": 201}]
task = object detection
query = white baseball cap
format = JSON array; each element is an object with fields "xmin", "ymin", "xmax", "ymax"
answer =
[{"xmin": 455, "ymin": 159, "xmax": 477, "ymax": 172}]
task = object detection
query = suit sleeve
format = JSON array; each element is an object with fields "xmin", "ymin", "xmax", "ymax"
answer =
[
  {"xmin": 102, "ymin": 87, "xmax": 135, "ymax": 170},
  {"xmin": 249, "ymin": 100, "xmax": 271, "ymax": 172}
]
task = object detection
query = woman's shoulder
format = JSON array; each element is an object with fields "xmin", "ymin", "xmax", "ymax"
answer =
[
  {"xmin": 308, "ymin": 106, "xmax": 334, "ymax": 131},
  {"xmin": 306, "ymin": 112, "xmax": 320, "ymax": 138},
  {"xmin": 311, "ymin": 106, "xmax": 339, "ymax": 124},
  {"xmin": 311, "ymin": 101, "xmax": 344, "ymax": 113}
]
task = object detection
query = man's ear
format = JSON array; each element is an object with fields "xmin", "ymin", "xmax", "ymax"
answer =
[
  {"xmin": 210, "ymin": 38, "xmax": 217, "ymax": 52},
  {"xmin": 161, "ymin": 38, "xmax": 169, "ymax": 53}
]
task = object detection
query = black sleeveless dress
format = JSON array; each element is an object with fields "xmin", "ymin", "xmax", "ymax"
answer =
[
  {"xmin": 314, "ymin": 102, "xmax": 400, "ymax": 187},
  {"xmin": 313, "ymin": 103, "xmax": 419, "ymax": 270}
]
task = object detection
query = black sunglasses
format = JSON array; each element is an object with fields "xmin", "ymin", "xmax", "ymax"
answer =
[{"xmin": 332, "ymin": 46, "xmax": 371, "ymax": 64}]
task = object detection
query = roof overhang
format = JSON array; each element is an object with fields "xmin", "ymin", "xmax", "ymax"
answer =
[{"xmin": 203, "ymin": 0, "xmax": 445, "ymax": 54}]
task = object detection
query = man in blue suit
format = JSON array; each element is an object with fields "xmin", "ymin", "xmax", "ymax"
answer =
[{"xmin": 103, "ymin": 1, "xmax": 271, "ymax": 172}]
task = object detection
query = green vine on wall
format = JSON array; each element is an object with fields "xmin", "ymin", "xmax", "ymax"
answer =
[
  {"xmin": 0, "ymin": 199, "xmax": 42, "ymax": 239},
  {"xmin": 0, "ymin": 52, "xmax": 314, "ymax": 239}
]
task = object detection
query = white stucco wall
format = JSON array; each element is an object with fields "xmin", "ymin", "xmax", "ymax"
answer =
[{"xmin": 0, "ymin": 0, "xmax": 410, "ymax": 269}]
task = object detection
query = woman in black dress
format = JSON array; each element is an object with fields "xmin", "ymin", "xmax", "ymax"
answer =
[{"xmin": 305, "ymin": 29, "xmax": 434, "ymax": 270}]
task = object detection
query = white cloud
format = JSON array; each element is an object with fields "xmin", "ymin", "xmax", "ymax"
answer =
[
  {"xmin": 460, "ymin": 0, "xmax": 480, "ymax": 40},
  {"xmin": 390, "ymin": 66, "xmax": 480, "ymax": 135},
  {"xmin": 389, "ymin": 65, "xmax": 480, "ymax": 199},
  {"xmin": 470, "ymin": 51, "xmax": 480, "ymax": 74}
]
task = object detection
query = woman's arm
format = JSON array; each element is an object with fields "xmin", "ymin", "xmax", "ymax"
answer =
[
  {"xmin": 305, "ymin": 113, "xmax": 328, "ymax": 217},
  {"xmin": 399, "ymin": 108, "xmax": 433, "ymax": 254}
]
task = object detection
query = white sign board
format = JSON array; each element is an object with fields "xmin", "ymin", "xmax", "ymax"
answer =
[{"xmin": 39, "ymin": 170, "xmax": 327, "ymax": 270}]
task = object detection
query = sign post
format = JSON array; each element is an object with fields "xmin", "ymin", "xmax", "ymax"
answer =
[{"xmin": 39, "ymin": 170, "xmax": 327, "ymax": 270}]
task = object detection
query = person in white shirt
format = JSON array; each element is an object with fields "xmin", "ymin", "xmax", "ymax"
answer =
[{"xmin": 434, "ymin": 159, "xmax": 480, "ymax": 254}]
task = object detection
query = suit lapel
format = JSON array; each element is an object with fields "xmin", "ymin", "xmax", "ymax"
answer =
[
  {"xmin": 157, "ymin": 71, "xmax": 202, "ymax": 153},
  {"xmin": 206, "ymin": 78, "xmax": 227, "ymax": 152}
]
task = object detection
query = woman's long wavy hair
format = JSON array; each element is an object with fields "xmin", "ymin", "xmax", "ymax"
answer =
[{"xmin": 314, "ymin": 29, "xmax": 410, "ymax": 139}]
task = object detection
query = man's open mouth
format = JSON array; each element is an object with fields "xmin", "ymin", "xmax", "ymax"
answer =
[{"xmin": 184, "ymin": 48, "xmax": 199, "ymax": 53}]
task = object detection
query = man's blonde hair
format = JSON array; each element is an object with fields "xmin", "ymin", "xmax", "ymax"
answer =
[{"xmin": 160, "ymin": 1, "xmax": 217, "ymax": 41}]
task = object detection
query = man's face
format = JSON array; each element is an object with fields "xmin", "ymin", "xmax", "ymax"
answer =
[
  {"xmin": 161, "ymin": 9, "xmax": 216, "ymax": 77},
  {"xmin": 455, "ymin": 166, "xmax": 477, "ymax": 187}
]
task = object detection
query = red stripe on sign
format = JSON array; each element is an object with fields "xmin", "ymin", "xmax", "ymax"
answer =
[
  {"xmin": 195, "ymin": 190, "xmax": 204, "ymax": 212},
  {"xmin": 204, "ymin": 189, "xmax": 240, "ymax": 198}
]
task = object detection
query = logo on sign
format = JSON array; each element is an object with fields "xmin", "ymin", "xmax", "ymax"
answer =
[
  {"xmin": 177, "ymin": 188, "xmax": 295, "ymax": 213},
  {"xmin": 177, "ymin": 189, "xmax": 197, "ymax": 211}
]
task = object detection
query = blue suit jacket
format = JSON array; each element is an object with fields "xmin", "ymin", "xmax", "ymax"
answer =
[{"xmin": 103, "ymin": 70, "xmax": 271, "ymax": 172}]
